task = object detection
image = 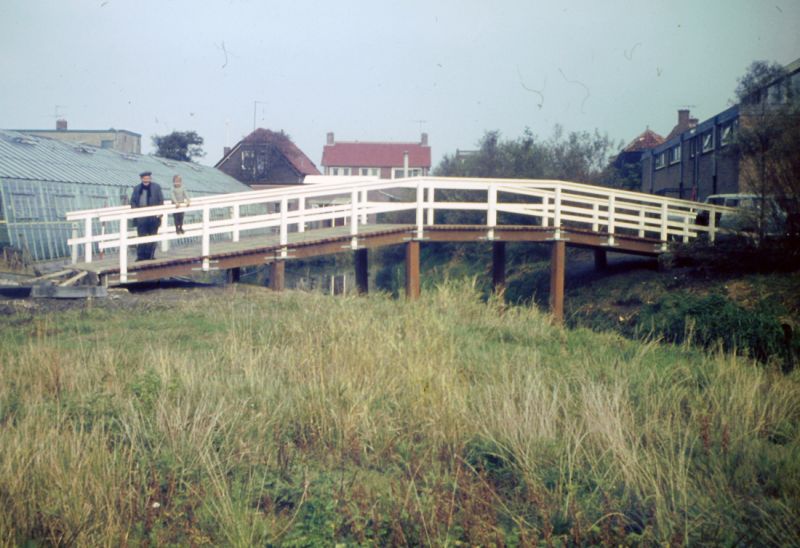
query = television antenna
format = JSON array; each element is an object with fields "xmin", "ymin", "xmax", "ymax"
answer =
[
  {"xmin": 412, "ymin": 119, "xmax": 427, "ymax": 133},
  {"xmin": 51, "ymin": 105, "xmax": 67, "ymax": 120},
  {"xmin": 253, "ymin": 100, "xmax": 267, "ymax": 131}
]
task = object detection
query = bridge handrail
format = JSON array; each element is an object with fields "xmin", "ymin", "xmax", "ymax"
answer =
[{"xmin": 67, "ymin": 176, "xmax": 738, "ymax": 283}]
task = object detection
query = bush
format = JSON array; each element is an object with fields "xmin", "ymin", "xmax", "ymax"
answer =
[{"xmin": 636, "ymin": 293, "xmax": 787, "ymax": 364}]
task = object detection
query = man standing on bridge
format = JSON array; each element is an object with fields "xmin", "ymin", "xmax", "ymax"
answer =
[{"xmin": 130, "ymin": 171, "xmax": 164, "ymax": 261}]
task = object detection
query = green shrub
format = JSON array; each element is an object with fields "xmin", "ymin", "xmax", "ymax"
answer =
[{"xmin": 636, "ymin": 293, "xmax": 786, "ymax": 363}]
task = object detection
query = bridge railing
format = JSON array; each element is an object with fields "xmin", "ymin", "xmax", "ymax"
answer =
[{"xmin": 67, "ymin": 177, "xmax": 736, "ymax": 282}]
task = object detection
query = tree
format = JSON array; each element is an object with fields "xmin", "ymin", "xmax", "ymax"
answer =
[
  {"xmin": 152, "ymin": 131, "xmax": 205, "ymax": 162},
  {"xmin": 732, "ymin": 61, "xmax": 800, "ymax": 240},
  {"xmin": 435, "ymin": 126, "xmax": 617, "ymax": 183}
]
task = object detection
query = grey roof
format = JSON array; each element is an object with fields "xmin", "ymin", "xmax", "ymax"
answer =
[{"xmin": 0, "ymin": 129, "xmax": 249, "ymax": 195}]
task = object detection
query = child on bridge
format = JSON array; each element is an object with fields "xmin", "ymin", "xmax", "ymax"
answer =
[{"xmin": 171, "ymin": 175, "xmax": 190, "ymax": 234}]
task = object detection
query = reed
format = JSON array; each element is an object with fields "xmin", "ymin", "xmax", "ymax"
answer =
[{"xmin": 0, "ymin": 281, "xmax": 797, "ymax": 545}]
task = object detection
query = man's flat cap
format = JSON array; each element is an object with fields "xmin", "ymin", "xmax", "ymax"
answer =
[{"xmin": 139, "ymin": 171, "xmax": 152, "ymax": 177}]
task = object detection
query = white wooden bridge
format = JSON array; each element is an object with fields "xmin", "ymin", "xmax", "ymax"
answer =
[{"xmin": 66, "ymin": 177, "xmax": 734, "ymax": 320}]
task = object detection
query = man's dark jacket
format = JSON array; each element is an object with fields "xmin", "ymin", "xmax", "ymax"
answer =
[{"xmin": 130, "ymin": 182, "xmax": 164, "ymax": 226}]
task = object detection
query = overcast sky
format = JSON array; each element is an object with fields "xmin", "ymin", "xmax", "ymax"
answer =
[{"xmin": 2, "ymin": 0, "xmax": 799, "ymax": 170}]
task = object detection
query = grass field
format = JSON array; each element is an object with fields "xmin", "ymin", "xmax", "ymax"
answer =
[{"xmin": 1, "ymin": 282, "xmax": 799, "ymax": 546}]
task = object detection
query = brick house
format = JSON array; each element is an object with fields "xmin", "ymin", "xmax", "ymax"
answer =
[
  {"xmin": 642, "ymin": 107, "xmax": 739, "ymax": 200},
  {"xmin": 641, "ymin": 57, "xmax": 800, "ymax": 201},
  {"xmin": 321, "ymin": 133, "xmax": 431, "ymax": 179},
  {"xmin": 215, "ymin": 129, "xmax": 320, "ymax": 188}
]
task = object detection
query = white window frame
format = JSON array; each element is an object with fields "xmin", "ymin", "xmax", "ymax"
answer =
[
  {"xmin": 701, "ymin": 131, "xmax": 714, "ymax": 153},
  {"xmin": 669, "ymin": 145, "xmax": 681, "ymax": 165},
  {"xmin": 720, "ymin": 123, "xmax": 734, "ymax": 147}
]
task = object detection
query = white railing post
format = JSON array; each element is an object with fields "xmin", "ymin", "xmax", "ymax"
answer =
[
  {"xmin": 350, "ymin": 190, "xmax": 359, "ymax": 249},
  {"xmin": 682, "ymin": 213, "xmax": 690, "ymax": 243},
  {"xmin": 84, "ymin": 217, "xmax": 92, "ymax": 263},
  {"xmin": 553, "ymin": 185, "xmax": 562, "ymax": 240},
  {"xmin": 360, "ymin": 190, "xmax": 368, "ymax": 225},
  {"xmin": 638, "ymin": 208, "xmax": 645, "ymax": 238},
  {"xmin": 280, "ymin": 197, "xmax": 288, "ymax": 258},
  {"xmin": 660, "ymin": 202, "xmax": 669, "ymax": 250},
  {"xmin": 487, "ymin": 184, "xmax": 497, "ymax": 240},
  {"xmin": 592, "ymin": 203, "xmax": 599, "ymax": 233},
  {"xmin": 426, "ymin": 185, "xmax": 435, "ymax": 226},
  {"xmin": 416, "ymin": 182, "xmax": 424, "ymax": 239},
  {"xmin": 709, "ymin": 206, "xmax": 716, "ymax": 243},
  {"xmin": 119, "ymin": 216, "xmax": 128, "ymax": 283},
  {"xmin": 607, "ymin": 194, "xmax": 616, "ymax": 246},
  {"xmin": 202, "ymin": 206, "xmax": 210, "ymax": 271},
  {"xmin": 542, "ymin": 196, "xmax": 549, "ymax": 227},
  {"xmin": 297, "ymin": 197, "xmax": 306, "ymax": 233},
  {"xmin": 71, "ymin": 224, "xmax": 79, "ymax": 264},
  {"xmin": 160, "ymin": 213, "xmax": 169, "ymax": 252},
  {"xmin": 233, "ymin": 203, "xmax": 241, "ymax": 241}
]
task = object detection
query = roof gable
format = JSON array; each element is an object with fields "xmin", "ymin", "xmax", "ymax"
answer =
[
  {"xmin": 622, "ymin": 129, "xmax": 664, "ymax": 152},
  {"xmin": 216, "ymin": 129, "xmax": 320, "ymax": 176}
]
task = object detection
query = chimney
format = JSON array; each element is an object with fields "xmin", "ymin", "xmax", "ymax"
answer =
[
  {"xmin": 677, "ymin": 109, "xmax": 690, "ymax": 126},
  {"xmin": 56, "ymin": 119, "xmax": 68, "ymax": 131},
  {"xmin": 420, "ymin": 132, "xmax": 428, "ymax": 146},
  {"xmin": 223, "ymin": 146, "xmax": 231, "ymax": 157},
  {"xmin": 326, "ymin": 132, "xmax": 334, "ymax": 145},
  {"xmin": 403, "ymin": 151, "xmax": 409, "ymax": 178}
]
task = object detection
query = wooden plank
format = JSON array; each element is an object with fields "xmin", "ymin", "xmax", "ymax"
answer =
[
  {"xmin": 29, "ymin": 269, "xmax": 74, "ymax": 282},
  {"xmin": 59, "ymin": 271, "xmax": 88, "ymax": 287}
]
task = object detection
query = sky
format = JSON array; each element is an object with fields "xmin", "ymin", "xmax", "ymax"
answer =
[{"xmin": 1, "ymin": 0, "xmax": 799, "ymax": 171}]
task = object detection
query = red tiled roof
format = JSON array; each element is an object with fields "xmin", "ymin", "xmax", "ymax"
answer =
[
  {"xmin": 622, "ymin": 129, "xmax": 664, "ymax": 152},
  {"xmin": 217, "ymin": 129, "xmax": 320, "ymax": 175},
  {"xmin": 322, "ymin": 142, "xmax": 431, "ymax": 168}
]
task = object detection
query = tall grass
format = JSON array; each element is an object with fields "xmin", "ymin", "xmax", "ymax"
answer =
[{"xmin": 0, "ymin": 281, "xmax": 798, "ymax": 545}]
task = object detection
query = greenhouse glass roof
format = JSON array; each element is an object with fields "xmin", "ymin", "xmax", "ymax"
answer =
[{"xmin": 0, "ymin": 129, "xmax": 251, "ymax": 262}]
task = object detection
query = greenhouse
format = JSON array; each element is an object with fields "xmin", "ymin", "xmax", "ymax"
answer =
[{"xmin": 0, "ymin": 129, "xmax": 250, "ymax": 262}]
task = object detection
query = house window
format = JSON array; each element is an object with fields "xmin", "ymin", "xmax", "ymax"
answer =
[
  {"xmin": 654, "ymin": 152, "xmax": 666, "ymax": 170},
  {"xmin": 256, "ymin": 153, "xmax": 268, "ymax": 175},
  {"xmin": 393, "ymin": 167, "xmax": 422, "ymax": 178},
  {"xmin": 331, "ymin": 168, "xmax": 339, "ymax": 175},
  {"xmin": 361, "ymin": 168, "xmax": 369, "ymax": 176},
  {"xmin": 241, "ymin": 150, "xmax": 254, "ymax": 170},
  {"xmin": 669, "ymin": 145, "xmax": 681, "ymax": 164},
  {"xmin": 720, "ymin": 123, "xmax": 734, "ymax": 147},
  {"xmin": 701, "ymin": 132, "xmax": 714, "ymax": 153}
]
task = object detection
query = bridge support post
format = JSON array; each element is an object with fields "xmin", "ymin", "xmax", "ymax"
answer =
[
  {"xmin": 269, "ymin": 261, "xmax": 285, "ymax": 292},
  {"xmin": 594, "ymin": 248, "xmax": 607, "ymax": 271},
  {"xmin": 492, "ymin": 241, "xmax": 506, "ymax": 293},
  {"xmin": 355, "ymin": 248, "xmax": 369, "ymax": 294},
  {"xmin": 226, "ymin": 267, "xmax": 241, "ymax": 284},
  {"xmin": 549, "ymin": 240, "xmax": 565, "ymax": 323},
  {"xmin": 405, "ymin": 240, "xmax": 420, "ymax": 300}
]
